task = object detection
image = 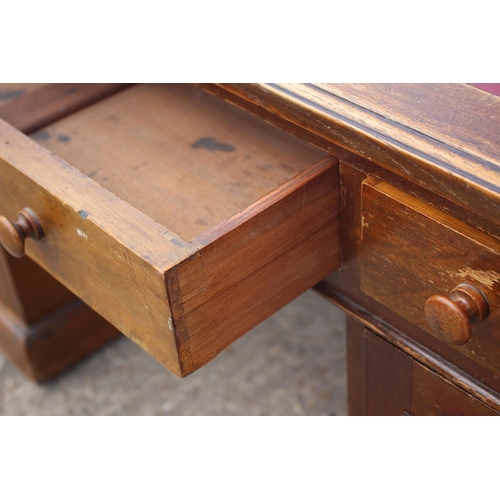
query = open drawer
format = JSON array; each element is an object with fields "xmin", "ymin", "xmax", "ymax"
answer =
[{"xmin": 0, "ymin": 84, "xmax": 339, "ymax": 376}]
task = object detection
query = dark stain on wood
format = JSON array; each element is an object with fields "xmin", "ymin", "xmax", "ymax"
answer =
[
  {"xmin": 3, "ymin": 84, "xmax": 132, "ymax": 135},
  {"xmin": 0, "ymin": 89, "xmax": 25, "ymax": 102},
  {"xmin": 64, "ymin": 87, "xmax": 79, "ymax": 95},
  {"xmin": 171, "ymin": 238, "xmax": 186, "ymax": 247},
  {"xmin": 279, "ymin": 162, "xmax": 296, "ymax": 173},
  {"xmin": 31, "ymin": 130, "xmax": 51, "ymax": 141},
  {"xmin": 196, "ymin": 218, "xmax": 209, "ymax": 226},
  {"xmin": 133, "ymin": 160, "xmax": 149, "ymax": 170},
  {"xmin": 78, "ymin": 210, "xmax": 89, "ymax": 219},
  {"xmin": 57, "ymin": 134, "xmax": 71, "ymax": 143},
  {"xmin": 191, "ymin": 137, "xmax": 235, "ymax": 152}
]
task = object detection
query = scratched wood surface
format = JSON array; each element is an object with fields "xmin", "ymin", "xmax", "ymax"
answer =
[
  {"xmin": 32, "ymin": 84, "xmax": 325, "ymax": 241},
  {"xmin": 317, "ymin": 161, "xmax": 500, "ymax": 409},
  {"xmin": 320, "ymin": 83, "xmax": 500, "ymax": 169},
  {"xmin": 0, "ymin": 85, "xmax": 126, "ymax": 381},
  {"xmin": 360, "ymin": 177, "xmax": 500, "ymax": 385},
  {"xmin": 203, "ymin": 83, "xmax": 500, "ymax": 233},
  {"xmin": 0, "ymin": 118, "xmax": 192, "ymax": 376}
]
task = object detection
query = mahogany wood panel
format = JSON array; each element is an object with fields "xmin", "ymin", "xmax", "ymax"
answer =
[
  {"xmin": 346, "ymin": 318, "xmax": 498, "ymax": 415},
  {"xmin": 204, "ymin": 83, "xmax": 500, "ymax": 232},
  {"xmin": 338, "ymin": 163, "xmax": 365, "ymax": 279},
  {"xmin": 0, "ymin": 83, "xmax": 132, "ymax": 134},
  {"xmin": 346, "ymin": 316, "xmax": 367, "ymax": 416},
  {"xmin": 316, "ymin": 161, "xmax": 500, "ymax": 407},
  {"xmin": 360, "ymin": 177, "xmax": 500, "ymax": 381},
  {"xmin": 32, "ymin": 83, "xmax": 325, "ymax": 241},
  {"xmin": 346, "ymin": 318, "xmax": 412, "ymax": 416},
  {"xmin": 410, "ymin": 362, "xmax": 497, "ymax": 416},
  {"xmin": 321, "ymin": 84, "xmax": 500, "ymax": 170},
  {"xmin": 365, "ymin": 326, "xmax": 412, "ymax": 416},
  {"xmin": 319, "ymin": 266, "xmax": 500, "ymax": 411},
  {"xmin": 199, "ymin": 86, "xmax": 500, "ymax": 242}
]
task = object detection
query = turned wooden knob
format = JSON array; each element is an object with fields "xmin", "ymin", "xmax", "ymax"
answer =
[
  {"xmin": 424, "ymin": 283, "xmax": 489, "ymax": 345},
  {"xmin": 0, "ymin": 208, "xmax": 44, "ymax": 258}
]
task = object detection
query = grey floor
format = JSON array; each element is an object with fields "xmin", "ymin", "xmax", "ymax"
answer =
[{"xmin": 0, "ymin": 290, "xmax": 347, "ymax": 416}]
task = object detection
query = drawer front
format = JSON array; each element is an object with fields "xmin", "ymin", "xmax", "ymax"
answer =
[
  {"xmin": 0, "ymin": 119, "xmax": 189, "ymax": 373},
  {"xmin": 0, "ymin": 88, "xmax": 340, "ymax": 377},
  {"xmin": 360, "ymin": 177, "xmax": 500, "ymax": 379}
]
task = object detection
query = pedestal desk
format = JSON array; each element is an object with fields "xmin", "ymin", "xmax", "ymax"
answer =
[{"xmin": 0, "ymin": 83, "xmax": 499, "ymax": 415}]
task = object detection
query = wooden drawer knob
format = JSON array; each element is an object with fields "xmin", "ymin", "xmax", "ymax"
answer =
[
  {"xmin": 0, "ymin": 208, "xmax": 44, "ymax": 258},
  {"xmin": 424, "ymin": 283, "xmax": 489, "ymax": 345}
]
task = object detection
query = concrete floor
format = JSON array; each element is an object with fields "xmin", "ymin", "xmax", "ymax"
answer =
[{"xmin": 0, "ymin": 290, "xmax": 347, "ymax": 416}]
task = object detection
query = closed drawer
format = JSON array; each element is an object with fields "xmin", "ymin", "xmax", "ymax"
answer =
[
  {"xmin": 0, "ymin": 84, "xmax": 340, "ymax": 377},
  {"xmin": 360, "ymin": 176, "xmax": 500, "ymax": 380}
]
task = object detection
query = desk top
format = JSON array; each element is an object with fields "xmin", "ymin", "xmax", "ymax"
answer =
[{"xmin": 205, "ymin": 83, "xmax": 500, "ymax": 230}]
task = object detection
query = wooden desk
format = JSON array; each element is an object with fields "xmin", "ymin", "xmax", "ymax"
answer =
[{"xmin": 0, "ymin": 83, "xmax": 499, "ymax": 415}]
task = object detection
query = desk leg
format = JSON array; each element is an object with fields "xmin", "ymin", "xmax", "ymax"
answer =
[
  {"xmin": 346, "ymin": 316, "xmax": 497, "ymax": 415},
  {"xmin": 0, "ymin": 249, "xmax": 119, "ymax": 382},
  {"xmin": 346, "ymin": 317, "xmax": 367, "ymax": 415},
  {"xmin": 346, "ymin": 316, "xmax": 412, "ymax": 416}
]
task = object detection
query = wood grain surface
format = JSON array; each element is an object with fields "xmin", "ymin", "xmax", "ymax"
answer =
[
  {"xmin": 203, "ymin": 83, "xmax": 500, "ymax": 232},
  {"xmin": 317, "ymin": 160, "xmax": 500, "ymax": 409},
  {"xmin": 1, "ymin": 250, "xmax": 76, "ymax": 324},
  {"xmin": 171, "ymin": 156, "xmax": 340, "ymax": 375},
  {"xmin": 0, "ymin": 117, "xmax": 192, "ymax": 375},
  {"xmin": 345, "ymin": 316, "xmax": 367, "ymax": 416},
  {"xmin": 0, "ymin": 83, "xmax": 131, "ymax": 134},
  {"xmin": 0, "ymin": 249, "xmax": 121, "ymax": 381},
  {"xmin": 0, "ymin": 84, "xmax": 338, "ymax": 377},
  {"xmin": 0, "ymin": 296, "xmax": 119, "ymax": 381},
  {"xmin": 410, "ymin": 361, "xmax": 497, "ymax": 416},
  {"xmin": 360, "ymin": 177, "xmax": 500, "ymax": 382},
  {"xmin": 346, "ymin": 318, "xmax": 497, "ymax": 415},
  {"xmin": 0, "ymin": 84, "xmax": 44, "ymax": 106},
  {"xmin": 0, "ymin": 84, "xmax": 128, "ymax": 381},
  {"xmin": 32, "ymin": 84, "xmax": 325, "ymax": 241}
]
